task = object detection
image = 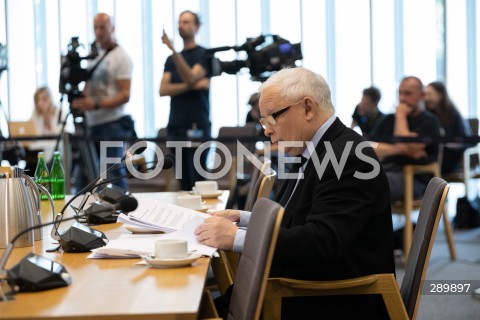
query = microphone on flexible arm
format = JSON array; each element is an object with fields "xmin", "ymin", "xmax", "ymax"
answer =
[
  {"xmin": 49, "ymin": 140, "xmax": 150, "ymax": 252},
  {"xmin": 0, "ymin": 197, "xmax": 138, "ymax": 295},
  {"xmin": 86, "ymin": 154, "xmax": 175, "ymax": 204},
  {"xmin": 58, "ymin": 139, "xmax": 146, "ymax": 216},
  {"xmin": 50, "ymin": 150, "xmax": 174, "ymax": 251},
  {"xmin": 96, "ymin": 154, "xmax": 174, "ymax": 204},
  {"xmin": 83, "ymin": 155, "xmax": 175, "ymax": 225}
]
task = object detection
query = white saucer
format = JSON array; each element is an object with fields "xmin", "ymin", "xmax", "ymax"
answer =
[
  {"xmin": 124, "ymin": 224, "xmax": 164, "ymax": 234},
  {"xmin": 189, "ymin": 190, "xmax": 223, "ymax": 199},
  {"xmin": 141, "ymin": 253, "xmax": 201, "ymax": 268}
]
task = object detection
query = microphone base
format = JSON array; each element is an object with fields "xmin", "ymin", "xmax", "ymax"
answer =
[
  {"xmin": 7, "ymin": 253, "xmax": 72, "ymax": 292},
  {"xmin": 86, "ymin": 212, "xmax": 118, "ymax": 225},
  {"xmin": 59, "ymin": 222, "xmax": 108, "ymax": 253},
  {"xmin": 98, "ymin": 184, "xmax": 128, "ymax": 204},
  {"xmin": 84, "ymin": 203, "xmax": 118, "ymax": 225}
]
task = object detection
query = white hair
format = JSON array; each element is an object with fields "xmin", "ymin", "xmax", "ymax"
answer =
[{"xmin": 259, "ymin": 67, "xmax": 335, "ymax": 115}]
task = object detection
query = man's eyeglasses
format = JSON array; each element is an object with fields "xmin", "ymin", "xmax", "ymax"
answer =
[{"xmin": 259, "ymin": 99, "xmax": 304, "ymax": 129}]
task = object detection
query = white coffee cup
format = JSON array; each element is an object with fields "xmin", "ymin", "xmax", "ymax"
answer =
[
  {"xmin": 194, "ymin": 181, "xmax": 218, "ymax": 194},
  {"xmin": 177, "ymin": 194, "xmax": 202, "ymax": 209},
  {"xmin": 154, "ymin": 239, "xmax": 188, "ymax": 259}
]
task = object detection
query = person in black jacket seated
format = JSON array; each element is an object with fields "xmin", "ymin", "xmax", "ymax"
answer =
[
  {"xmin": 371, "ymin": 76, "xmax": 441, "ymax": 201},
  {"xmin": 351, "ymin": 86, "xmax": 385, "ymax": 138},
  {"xmin": 195, "ymin": 67, "xmax": 395, "ymax": 319},
  {"xmin": 424, "ymin": 81, "xmax": 472, "ymax": 174}
]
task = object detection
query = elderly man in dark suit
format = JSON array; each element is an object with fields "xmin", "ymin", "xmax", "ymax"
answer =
[{"xmin": 195, "ymin": 67, "xmax": 395, "ymax": 319}]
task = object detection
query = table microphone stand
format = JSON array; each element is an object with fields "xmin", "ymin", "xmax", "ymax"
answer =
[{"xmin": 0, "ymin": 197, "xmax": 137, "ymax": 295}]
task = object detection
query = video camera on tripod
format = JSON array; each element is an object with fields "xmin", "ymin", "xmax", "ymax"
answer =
[
  {"xmin": 59, "ymin": 37, "xmax": 96, "ymax": 116},
  {"xmin": 206, "ymin": 34, "xmax": 303, "ymax": 82}
]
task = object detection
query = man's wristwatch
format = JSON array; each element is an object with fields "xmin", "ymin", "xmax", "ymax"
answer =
[{"xmin": 94, "ymin": 101, "xmax": 101, "ymax": 110}]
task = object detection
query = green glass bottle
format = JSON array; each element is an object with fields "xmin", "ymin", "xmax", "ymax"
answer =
[
  {"xmin": 50, "ymin": 151, "xmax": 65, "ymax": 200},
  {"xmin": 34, "ymin": 152, "xmax": 51, "ymax": 200}
]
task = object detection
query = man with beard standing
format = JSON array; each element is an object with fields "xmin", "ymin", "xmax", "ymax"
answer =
[
  {"xmin": 160, "ymin": 10, "xmax": 211, "ymax": 191},
  {"xmin": 71, "ymin": 13, "xmax": 134, "ymax": 190}
]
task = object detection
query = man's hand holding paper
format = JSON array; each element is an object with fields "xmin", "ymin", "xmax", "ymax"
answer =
[{"xmin": 194, "ymin": 215, "xmax": 239, "ymax": 250}]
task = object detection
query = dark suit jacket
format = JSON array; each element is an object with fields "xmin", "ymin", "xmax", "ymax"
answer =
[{"xmin": 271, "ymin": 118, "xmax": 395, "ymax": 319}]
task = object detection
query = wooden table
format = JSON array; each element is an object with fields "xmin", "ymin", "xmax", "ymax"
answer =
[{"xmin": 0, "ymin": 191, "xmax": 229, "ymax": 320}]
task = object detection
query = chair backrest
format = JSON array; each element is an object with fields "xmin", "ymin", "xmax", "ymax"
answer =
[
  {"xmin": 227, "ymin": 198, "xmax": 284, "ymax": 320},
  {"xmin": 467, "ymin": 118, "xmax": 479, "ymax": 135},
  {"xmin": 155, "ymin": 128, "xmax": 176, "ymax": 191},
  {"xmin": 210, "ymin": 124, "xmax": 260, "ymax": 198},
  {"xmin": 400, "ymin": 177, "xmax": 449, "ymax": 319},
  {"xmin": 244, "ymin": 159, "xmax": 273, "ymax": 211},
  {"xmin": 217, "ymin": 123, "xmax": 259, "ymax": 157},
  {"xmin": 156, "ymin": 128, "xmax": 172, "ymax": 156},
  {"xmin": 466, "ymin": 118, "xmax": 480, "ymax": 170}
]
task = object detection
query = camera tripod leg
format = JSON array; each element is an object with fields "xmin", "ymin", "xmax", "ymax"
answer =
[{"xmin": 71, "ymin": 119, "xmax": 99, "ymax": 191}]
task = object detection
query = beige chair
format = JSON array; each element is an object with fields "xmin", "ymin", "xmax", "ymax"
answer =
[
  {"xmin": 126, "ymin": 128, "xmax": 176, "ymax": 192},
  {"xmin": 210, "ymin": 168, "xmax": 278, "ymax": 293},
  {"xmin": 243, "ymin": 158, "xmax": 273, "ymax": 211},
  {"xmin": 201, "ymin": 198, "xmax": 284, "ymax": 320},
  {"xmin": 237, "ymin": 157, "xmax": 271, "ymax": 210},
  {"xmin": 391, "ymin": 162, "xmax": 456, "ymax": 260},
  {"xmin": 155, "ymin": 128, "xmax": 176, "ymax": 191},
  {"xmin": 262, "ymin": 177, "xmax": 449, "ymax": 320},
  {"xmin": 210, "ymin": 123, "xmax": 259, "ymax": 207}
]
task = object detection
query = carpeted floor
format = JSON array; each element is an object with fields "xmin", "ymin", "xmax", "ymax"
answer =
[{"xmin": 395, "ymin": 224, "xmax": 480, "ymax": 319}]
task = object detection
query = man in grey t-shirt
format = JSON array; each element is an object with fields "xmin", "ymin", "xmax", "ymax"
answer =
[{"xmin": 71, "ymin": 13, "xmax": 134, "ymax": 189}]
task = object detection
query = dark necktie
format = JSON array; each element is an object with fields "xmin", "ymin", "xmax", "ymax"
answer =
[{"xmin": 278, "ymin": 156, "xmax": 306, "ymax": 207}]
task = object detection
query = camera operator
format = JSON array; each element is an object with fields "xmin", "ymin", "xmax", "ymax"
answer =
[
  {"xmin": 159, "ymin": 10, "xmax": 211, "ymax": 191},
  {"xmin": 71, "ymin": 13, "xmax": 134, "ymax": 190}
]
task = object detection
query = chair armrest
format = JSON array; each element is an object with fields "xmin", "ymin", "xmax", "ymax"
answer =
[
  {"xmin": 464, "ymin": 145, "xmax": 480, "ymax": 173},
  {"xmin": 404, "ymin": 162, "xmax": 440, "ymax": 177},
  {"xmin": 464, "ymin": 145, "xmax": 479, "ymax": 158},
  {"xmin": 198, "ymin": 290, "xmax": 221, "ymax": 319},
  {"xmin": 210, "ymin": 250, "xmax": 235, "ymax": 295},
  {"xmin": 263, "ymin": 274, "xmax": 408, "ymax": 320},
  {"xmin": 266, "ymin": 274, "xmax": 399, "ymax": 297},
  {"xmin": 269, "ymin": 274, "xmax": 380, "ymax": 290}
]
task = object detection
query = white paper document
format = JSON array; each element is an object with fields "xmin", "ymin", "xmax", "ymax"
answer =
[
  {"xmin": 88, "ymin": 198, "xmax": 218, "ymax": 258},
  {"xmin": 119, "ymin": 198, "xmax": 210, "ymax": 232},
  {"xmin": 89, "ymin": 225, "xmax": 218, "ymax": 258}
]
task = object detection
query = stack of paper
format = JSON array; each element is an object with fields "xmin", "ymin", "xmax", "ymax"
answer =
[
  {"xmin": 89, "ymin": 218, "xmax": 218, "ymax": 258},
  {"xmin": 88, "ymin": 198, "xmax": 218, "ymax": 258},
  {"xmin": 118, "ymin": 198, "xmax": 210, "ymax": 232}
]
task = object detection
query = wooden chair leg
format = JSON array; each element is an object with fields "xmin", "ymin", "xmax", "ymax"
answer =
[
  {"xmin": 442, "ymin": 207, "xmax": 457, "ymax": 260},
  {"xmin": 210, "ymin": 251, "xmax": 235, "ymax": 295},
  {"xmin": 262, "ymin": 296, "xmax": 282, "ymax": 320},
  {"xmin": 225, "ymin": 251, "xmax": 240, "ymax": 276},
  {"xmin": 403, "ymin": 214, "xmax": 412, "ymax": 261},
  {"xmin": 403, "ymin": 167, "xmax": 414, "ymax": 261},
  {"xmin": 199, "ymin": 290, "xmax": 220, "ymax": 319}
]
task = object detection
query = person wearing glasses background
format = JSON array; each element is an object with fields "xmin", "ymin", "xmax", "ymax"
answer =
[{"xmin": 195, "ymin": 67, "xmax": 395, "ymax": 319}]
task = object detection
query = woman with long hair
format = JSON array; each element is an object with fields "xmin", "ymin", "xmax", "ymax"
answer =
[
  {"xmin": 424, "ymin": 81, "xmax": 472, "ymax": 174},
  {"xmin": 30, "ymin": 86, "xmax": 60, "ymax": 135}
]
